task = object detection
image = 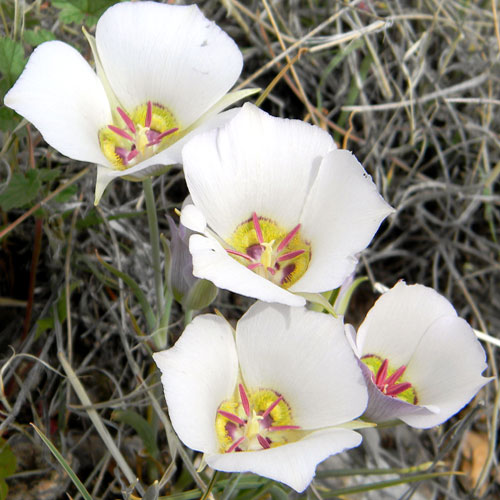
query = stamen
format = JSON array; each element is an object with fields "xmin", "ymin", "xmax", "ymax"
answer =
[
  {"xmin": 276, "ymin": 223, "xmax": 301, "ymax": 253},
  {"xmin": 239, "ymin": 384, "xmax": 250, "ymax": 417},
  {"xmin": 252, "ymin": 212, "xmax": 264, "ymax": 244},
  {"xmin": 268, "ymin": 425, "xmax": 301, "ymax": 431},
  {"xmin": 262, "ymin": 395, "xmax": 283, "ymax": 419},
  {"xmin": 257, "ymin": 434, "xmax": 271, "ymax": 449},
  {"xmin": 385, "ymin": 382, "xmax": 412, "ymax": 397},
  {"xmin": 127, "ymin": 149, "xmax": 140, "ymax": 162},
  {"xmin": 147, "ymin": 127, "xmax": 178, "ymax": 146},
  {"xmin": 108, "ymin": 125, "xmax": 134, "ymax": 142},
  {"xmin": 385, "ymin": 365, "xmax": 407, "ymax": 386},
  {"xmin": 226, "ymin": 249, "xmax": 252, "ymax": 261},
  {"xmin": 217, "ymin": 410, "xmax": 246, "ymax": 426},
  {"xmin": 277, "ymin": 249, "xmax": 305, "ymax": 262},
  {"xmin": 247, "ymin": 263, "xmax": 262, "ymax": 270},
  {"xmin": 145, "ymin": 101, "xmax": 152, "ymax": 128},
  {"xmin": 117, "ymin": 107, "xmax": 136, "ymax": 133},
  {"xmin": 375, "ymin": 359, "xmax": 389, "ymax": 385},
  {"xmin": 226, "ymin": 436, "xmax": 245, "ymax": 453}
]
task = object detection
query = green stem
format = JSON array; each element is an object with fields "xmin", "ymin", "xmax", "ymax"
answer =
[
  {"xmin": 200, "ymin": 470, "xmax": 219, "ymax": 500},
  {"xmin": 184, "ymin": 308, "xmax": 194, "ymax": 326},
  {"xmin": 143, "ymin": 178, "xmax": 164, "ymax": 347}
]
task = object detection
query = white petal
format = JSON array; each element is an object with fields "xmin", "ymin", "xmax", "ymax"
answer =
[
  {"xmin": 401, "ymin": 316, "xmax": 492, "ymax": 428},
  {"xmin": 291, "ymin": 150, "xmax": 394, "ymax": 292},
  {"xmin": 4, "ymin": 41, "xmax": 111, "ymax": 166},
  {"xmin": 356, "ymin": 282, "xmax": 458, "ymax": 367},
  {"xmin": 183, "ymin": 103, "xmax": 335, "ymax": 240},
  {"xmin": 95, "ymin": 2, "xmax": 242, "ymax": 127},
  {"xmin": 153, "ymin": 314, "xmax": 238, "ymax": 453},
  {"xmin": 206, "ymin": 428, "xmax": 362, "ymax": 492},
  {"xmin": 181, "ymin": 205, "xmax": 207, "ymax": 234},
  {"xmin": 189, "ymin": 234, "xmax": 305, "ymax": 306},
  {"xmin": 237, "ymin": 302, "xmax": 367, "ymax": 428}
]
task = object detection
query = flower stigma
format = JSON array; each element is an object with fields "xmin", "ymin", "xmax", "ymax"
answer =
[
  {"xmin": 362, "ymin": 355, "xmax": 417, "ymax": 404},
  {"xmin": 226, "ymin": 213, "xmax": 311, "ymax": 288},
  {"xmin": 99, "ymin": 101, "xmax": 179, "ymax": 169},
  {"xmin": 215, "ymin": 384, "xmax": 301, "ymax": 453}
]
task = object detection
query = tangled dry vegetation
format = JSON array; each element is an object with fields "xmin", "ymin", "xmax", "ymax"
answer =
[{"xmin": 0, "ymin": 0, "xmax": 499, "ymax": 498}]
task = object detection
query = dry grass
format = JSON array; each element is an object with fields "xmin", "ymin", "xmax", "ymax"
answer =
[{"xmin": 0, "ymin": 0, "xmax": 499, "ymax": 498}]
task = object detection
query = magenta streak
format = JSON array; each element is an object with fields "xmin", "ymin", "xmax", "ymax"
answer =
[
  {"xmin": 239, "ymin": 384, "xmax": 251, "ymax": 417},
  {"xmin": 385, "ymin": 382, "xmax": 412, "ymax": 397},
  {"xmin": 117, "ymin": 107, "xmax": 136, "ymax": 133},
  {"xmin": 218, "ymin": 410, "xmax": 246, "ymax": 426},
  {"xmin": 257, "ymin": 434, "xmax": 271, "ymax": 449},
  {"xmin": 226, "ymin": 436, "xmax": 245, "ymax": 453},
  {"xmin": 262, "ymin": 395, "xmax": 283, "ymax": 419},
  {"xmin": 127, "ymin": 149, "xmax": 139, "ymax": 162},
  {"xmin": 375, "ymin": 359, "xmax": 389, "ymax": 386},
  {"xmin": 248, "ymin": 263, "xmax": 262, "ymax": 270},
  {"xmin": 385, "ymin": 365, "xmax": 407, "ymax": 386},
  {"xmin": 252, "ymin": 212, "xmax": 264, "ymax": 244},
  {"xmin": 269, "ymin": 425, "xmax": 301, "ymax": 431},
  {"xmin": 145, "ymin": 101, "xmax": 152, "ymax": 128},
  {"xmin": 266, "ymin": 267, "xmax": 276, "ymax": 275},
  {"xmin": 108, "ymin": 125, "xmax": 134, "ymax": 142},
  {"xmin": 226, "ymin": 249, "xmax": 252, "ymax": 261},
  {"xmin": 277, "ymin": 249, "xmax": 305, "ymax": 262},
  {"xmin": 276, "ymin": 224, "xmax": 301, "ymax": 253}
]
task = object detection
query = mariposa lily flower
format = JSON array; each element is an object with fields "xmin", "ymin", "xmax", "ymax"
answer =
[
  {"xmin": 180, "ymin": 103, "xmax": 394, "ymax": 306},
  {"xmin": 4, "ymin": 1, "xmax": 252, "ymax": 204},
  {"xmin": 348, "ymin": 282, "xmax": 492, "ymax": 428},
  {"xmin": 153, "ymin": 302, "xmax": 368, "ymax": 492}
]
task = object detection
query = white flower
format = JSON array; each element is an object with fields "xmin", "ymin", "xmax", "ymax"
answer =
[
  {"xmin": 349, "ymin": 282, "xmax": 492, "ymax": 428},
  {"xmin": 153, "ymin": 302, "xmax": 368, "ymax": 492},
  {"xmin": 4, "ymin": 1, "xmax": 252, "ymax": 204},
  {"xmin": 180, "ymin": 103, "xmax": 394, "ymax": 307}
]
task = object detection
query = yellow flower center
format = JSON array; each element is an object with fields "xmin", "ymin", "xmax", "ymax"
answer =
[
  {"xmin": 215, "ymin": 384, "xmax": 301, "ymax": 453},
  {"xmin": 362, "ymin": 355, "xmax": 417, "ymax": 404},
  {"xmin": 226, "ymin": 213, "xmax": 311, "ymax": 288},
  {"xmin": 98, "ymin": 101, "xmax": 179, "ymax": 170}
]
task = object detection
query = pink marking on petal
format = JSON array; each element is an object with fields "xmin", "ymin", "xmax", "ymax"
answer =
[
  {"xmin": 269, "ymin": 425, "xmax": 301, "ymax": 431},
  {"xmin": 252, "ymin": 212, "xmax": 264, "ymax": 244},
  {"xmin": 145, "ymin": 101, "xmax": 152, "ymax": 128},
  {"xmin": 262, "ymin": 395, "xmax": 283, "ymax": 419},
  {"xmin": 117, "ymin": 107, "xmax": 136, "ymax": 133},
  {"xmin": 375, "ymin": 359, "xmax": 389, "ymax": 386},
  {"xmin": 226, "ymin": 436, "xmax": 245, "ymax": 453},
  {"xmin": 218, "ymin": 410, "xmax": 246, "ymax": 426},
  {"xmin": 385, "ymin": 365, "xmax": 407, "ymax": 386},
  {"xmin": 277, "ymin": 249, "xmax": 305, "ymax": 262},
  {"xmin": 239, "ymin": 384, "xmax": 250, "ymax": 417},
  {"xmin": 226, "ymin": 249, "xmax": 252, "ymax": 261},
  {"xmin": 108, "ymin": 125, "xmax": 134, "ymax": 142},
  {"xmin": 257, "ymin": 434, "xmax": 271, "ymax": 449},
  {"xmin": 277, "ymin": 223, "xmax": 301, "ymax": 253},
  {"xmin": 385, "ymin": 382, "xmax": 412, "ymax": 397},
  {"xmin": 115, "ymin": 147, "xmax": 129, "ymax": 163},
  {"xmin": 127, "ymin": 149, "xmax": 139, "ymax": 162}
]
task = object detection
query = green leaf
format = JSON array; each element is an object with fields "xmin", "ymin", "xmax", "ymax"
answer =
[
  {"xmin": 54, "ymin": 184, "xmax": 78, "ymax": 203},
  {"xmin": 23, "ymin": 29, "xmax": 57, "ymax": 47},
  {"xmin": 0, "ymin": 437, "xmax": 16, "ymax": 479},
  {"xmin": 35, "ymin": 317, "xmax": 54, "ymax": 338},
  {"xmin": 37, "ymin": 168, "xmax": 61, "ymax": 183},
  {"xmin": 0, "ymin": 37, "xmax": 26, "ymax": 90},
  {"xmin": 0, "ymin": 170, "xmax": 41, "ymax": 211},
  {"xmin": 0, "ymin": 479, "xmax": 7, "ymax": 500},
  {"xmin": 52, "ymin": 0, "xmax": 123, "ymax": 26},
  {"xmin": 31, "ymin": 424, "xmax": 93, "ymax": 500},
  {"xmin": 111, "ymin": 410, "xmax": 159, "ymax": 459}
]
